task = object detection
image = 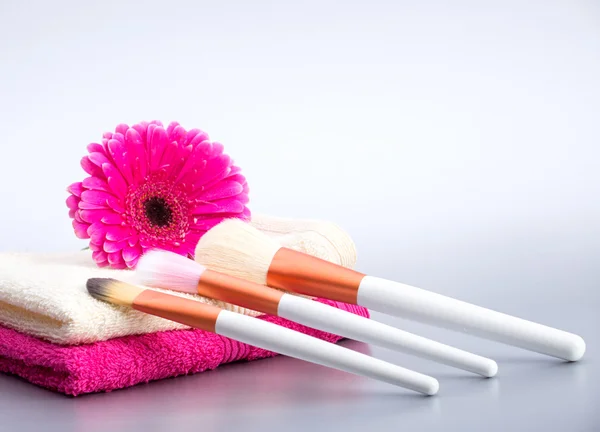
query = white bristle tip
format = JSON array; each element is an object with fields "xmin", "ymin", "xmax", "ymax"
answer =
[{"xmin": 135, "ymin": 249, "xmax": 205, "ymax": 294}]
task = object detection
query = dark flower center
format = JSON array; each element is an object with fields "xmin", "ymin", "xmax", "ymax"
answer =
[
  {"xmin": 143, "ymin": 197, "xmax": 173, "ymax": 227},
  {"xmin": 126, "ymin": 176, "xmax": 190, "ymax": 244}
]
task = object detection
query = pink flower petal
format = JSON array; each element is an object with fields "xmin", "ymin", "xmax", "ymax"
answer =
[
  {"xmin": 82, "ymin": 176, "xmax": 110, "ymax": 192},
  {"xmin": 66, "ymin": 195, "xmax": 80, "ymax": 211},
  {"xmin": 105, "ymin": 226, "xmax": 132, "ymax": 242},
  {"xmin": 153, "ymin": 240, "xmax": 188, "ymax": 256},
  {"xmin": 125, "ymin": 256, "xmax": 140, "ymax": 269},
  {"xmin": 73, "ymin": 220, "xmax": 90, "ymax": 239},
  {"xmin": 199, "ymin": 140, "xmax": 216, "ymax": 157},
  {"xmin": 102, "ymin": 162, "xmax": 128, "ymax": 197},
  {"xmin": 127, "ymin": 235, "xmax": 139, "ymax": 247},
  {"xmin": 189, "ymin": 135, "xmax": 211, "ymax": 149},
  {"xmin": 89, "ymin": 242, "xmax": 102, "ymax": 252},
  {"xmin": 107, "ymin": 197, "xmax": 125, "ymax": 213},
  {"xmin": 183, "ymin": 231, "xmax": 202, "ymax": 245},
  {"xmin": 132, "ymin": 122, "xmax": 149, "ymax": 142},
  {"xmin": 80, "ymin": 156, "xmax": 103, "ymax": 177},
  {"xmin": 202, "ymin": 167, "xmax": 234, "ymax": 191},
  {"xmin": 195, "ymin": 180, "xmax": 244, "ymax": 201},
  {"xmin": 103, "ymin": 240, "xmax": 125, "ymax": 254},
  {"xmin": 68, "ymin": 208, "xmax": 77, "ymax": 219},
  {"xmin": 189, "ymin": 215, "xmax": 233, "ymax": 230},
  {"xmin": 223, "ymin": 173, "xmax": 245, "ymax": 184},
  {"xmin": 122, "ymin": 244, "xmax": 141, "ymax": 263},
  {"xmin": 67, "ymin": 182, "xmax": 84, "ymax": 197},
  {"xmin": 74, "ymin": 211, "xmax": 85, "ymax": 223},
  {"xmin": 192, "ymin": 197, "xmax": 246, "ymax": 215},
  {"xmin": 101, "ymin": 212, "xmax": 125, "ymax": 225},
  {"xmin": 149, "ymin": 126, "xmax": 167, "ymax": 172},
  {"xmin": 92, "ymin": 250, "xmax": 108, "ymax": 265},
  {"xmin": 79, "ymin": 201, "xmax": 109, "ymax": 210},
  {"xmin": 145, "ymin": 123, "xmax": 157, "ymax": 152},
  {"xmin": 156, "ymin": 140, "xmax": 179, "ymax": 177},
  {"xmin": 79, "ymin": 210, "xmax": 101, "ymax": 223},
  {"xmin": 175, "ymin": 140, "xmax": 222, "ymax": 184},
  {"xmin": 107, "ymin": 252, "xmax": 127, "ymax": 269},
  {"xmin": 184, "ymin": 129, "xmax": 208, "ymax": 146},
  {"xmin": 191, "ymin": 154, "xmax": 231, "ymax": 187},
  {"xmin": 81, "ymin": 190, "xmax": 117, "ymax": 207},
  {"xmin": 88, "ymin": 151, "xmax": 111, "ymax": 167},
  {"xmin": 139, "ymin": 238, "xmax": 152, "ymax": 249},
  {"xmin": 166, "ymin": 144, "xmax": 193, "ymax": 179},
  {"xmin": 211, "ymin": 142, "xmax": 224, "ymax": 155},
  {"xmin": 173, "ymin": 126, "xmax": 191, "ymax": 145},
  {"xmin": 125, "ymin": 128, "xmax": 147, "ymax": 180},
  {"xmin": 115, "ymin": 123, "xmax": 129, "ymax": 135},
  {"xmin": 88, "ymin": 222, "xmax": 107, "ymax": 243},
  {"xmin": 87, "ymin": 143, "xmax": 105, "ymax": 154},
  {"xmin": 79, "ymin": 209, "xmax": 122, "ymax": 224},
  {"xmin": 108, "ymin": 138, "xmax": 133, "ymax": 185},
  {"xmin": 111, "ymin": 132, "xmax": 125, "ymax": 144},
  {"xmin": 166, "ymin": 122, "xmax": 181, "ymax": 139},
  {"xmin": 238, "ymin": 191, "xmax": 249, "ymax": 205}
]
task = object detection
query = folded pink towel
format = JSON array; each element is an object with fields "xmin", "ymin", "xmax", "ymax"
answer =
[{"xmin": 0, "ymin": 299, "xmax": 368, "ymax": 396}]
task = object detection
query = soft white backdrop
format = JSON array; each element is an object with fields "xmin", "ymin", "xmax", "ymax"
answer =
[{"xmin": 1, "ymin": 0, "xmax": 598, "ymax": 299}]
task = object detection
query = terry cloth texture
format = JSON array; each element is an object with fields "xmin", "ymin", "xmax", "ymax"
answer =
[{"xmin": 0, "ymin": 299, "xmax": 369, "ymax": 396}]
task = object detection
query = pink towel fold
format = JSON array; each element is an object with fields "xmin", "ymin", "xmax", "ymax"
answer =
[{"xmin": 0, "ymin": 299, "xmax": 369, "ymax": 396}]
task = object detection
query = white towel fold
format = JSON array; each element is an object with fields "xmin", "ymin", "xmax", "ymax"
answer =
[{"xmin": 0, "ymin": 214, "xmax": 356, "ymax": 345}]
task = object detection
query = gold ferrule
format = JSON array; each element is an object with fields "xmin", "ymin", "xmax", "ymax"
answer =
[
  {"xmin": 197, "ymin": 269, "xmax": 284, "ymax": 316},
  {"xmin": 132, "ymin": 289, "xmax": 221, "ymax": 333},
  {"xmin": 266, "ymin": 247, "xmax": 366, "ymax": 304}
]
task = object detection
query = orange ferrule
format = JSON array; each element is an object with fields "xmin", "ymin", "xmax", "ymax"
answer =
[
  {"xmin": 266, "ymin": 247, "xmax": 366, "ymax": 304},
  {"xmin": 196, "ymin": 269, "xmax": 284, "ymax": 316},
  {"xmin": 132, "ymin": 289, "xmax": 221, "ymax": 333}
]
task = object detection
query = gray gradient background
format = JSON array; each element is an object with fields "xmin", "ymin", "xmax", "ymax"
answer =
[{"xmin": 0, "ymin": 0, "xmax": 599, "ymax": 431}]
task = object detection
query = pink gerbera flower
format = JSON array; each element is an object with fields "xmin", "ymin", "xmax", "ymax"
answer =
[{"xmin": 66, "ymin": 121, "xmax": 250, "ymax": 269}]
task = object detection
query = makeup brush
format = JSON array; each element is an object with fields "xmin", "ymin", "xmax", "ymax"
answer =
[
  {"xmin": 136, "ymin": 250, "xmax": 498, "ymax": 377},
  {"xmin": 194, "ymin": 219, "xmax": 586, "ymax": 362},
  {"xmin": 86, "ymin": 278, "xmax": 439, "ymax": 395}
]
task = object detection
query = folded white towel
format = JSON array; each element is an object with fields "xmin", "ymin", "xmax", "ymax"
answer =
[{"xmin": 0, "ymin": 214, "xmax": 356, "ymax": 345}]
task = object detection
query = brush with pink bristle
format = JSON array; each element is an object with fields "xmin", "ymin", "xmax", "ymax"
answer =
[{"xmin": 136, "ymin": 249, "xmax": 498, "ymax": 377}]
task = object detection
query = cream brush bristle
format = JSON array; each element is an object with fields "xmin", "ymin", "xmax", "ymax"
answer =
[{"xmin": 194, "ymin": 218, "xmax": 280, "ymax": 285}]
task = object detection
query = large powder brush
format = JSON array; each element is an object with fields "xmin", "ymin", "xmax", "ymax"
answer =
[{"xmin": 194, "ymin": 219, "xmax": 585, "ymax": 362}]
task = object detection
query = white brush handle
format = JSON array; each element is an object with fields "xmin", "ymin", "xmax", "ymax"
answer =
[
  {"xmin": 215, "ymin": 310, "xmax": 439, "ymax": 395},
  {"xmin": 357, "ymin": 276, "xmax": 586, "ymax": 361},
  {"xmin": 278, "ymin": 293, "xmax": 497, "ymax": 377}
]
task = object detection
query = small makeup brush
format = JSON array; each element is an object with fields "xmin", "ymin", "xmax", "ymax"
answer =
[
  {"xmin": 136, "ymin": 249, "xmax": 498, "ymax": 377},
  {"xmin": 86, "ymin": 278, "xmax": 439, "ymax": 395},
  {"xmin": 194, "ymin": 219, "xmax": 586, "ymax": 362}
]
